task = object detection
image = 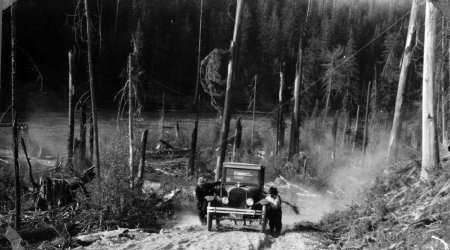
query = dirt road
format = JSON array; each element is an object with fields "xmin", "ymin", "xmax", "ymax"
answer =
[
  {"xmin": 75, "ymin": 222, "xmax": 330, "ymax": 250},
  {"xmin": 75, "ymin": 180, "xmax": 338, "ymax": 249}
]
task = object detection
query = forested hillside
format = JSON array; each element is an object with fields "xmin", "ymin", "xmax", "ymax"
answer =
[{"xmin": 0, "ymin": 0, "xmax": 421, "ymax": 114}]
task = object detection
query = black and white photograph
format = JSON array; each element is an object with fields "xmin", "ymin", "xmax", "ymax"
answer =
[{"xmin": 1, "ymin": 0, "xmax": 450, "ymax": 249}]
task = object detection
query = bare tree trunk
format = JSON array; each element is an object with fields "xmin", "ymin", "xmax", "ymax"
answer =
[
  {"xmin": 232, "ymin": 117, "xmax": 242, "ymax": 161},
  {"xmin": 21, "ymin": 137, "xmax": 38, "ymax": 191},
  {"xmin": 289, "ymin": 0, "xmax": 311, "ymax": 159},
  {"xmin": 324, "ymin": 75, "xmax": 332, "ymax": 125},
  {"xmin": 341, "ymin": 110, "xmax": 348, "ymax": 147},
  {"xmin": 188, "ymin": 0, "xmax": 204, "ymax": 176},
  {"xmin": 80, "ymin": 104, "xmax": 87, "ymax": 170},
  {"xmin": 251, "ymin": 75, "xmax": 257, "ymax": 149},
  {"xmin": 441, "ymin": 19, "xmax": 448, "ymax": 147},
  {"xmin": 421, "ymin": 0, "xmax": 439, "ymax": 182},
  {"xmin": 84, "ymin": 0, "xmax": 101, "ymax": 180},
  {"xmin": 137, "ymin": 129, "xmax": 148, "ymax": 181},
  {"xmin": 89, "ymin": 118, "xmax": 94, "ymax": 164},
  {"xmin": 97, "ymin": 0, "xmax": 103, "ymax": 53},
  {"xmin": 363, "ymin": 81, "xmax": 372, "ymax": 155},
  {"xmin": 113, "ymin": 0, "xmax": 120, "ymax": 52},
  {"xmin": 215, "ymin": 0, "xmax": 245, "ymax": 181},
  {"xmin": 276, "ymin": 64, "xmax": 285, "ymax": 154},
  {"xmin": 13, "ymin": 113, "xmax": 20, "ymax": 230},
  {"xmin": 352, "ymin": 105, "xmax": 360, "ymax": 152},
  {"xmin": 193, "ymin": 0, "xmax": 204, "ymax": 107},
  {"xmin": 388, "ymin": 0, "xmax": 418, "ymax": 160},
  {"xmin": 11, "ymin": 2, "xmax": 20, "ymax": 230},
  {"xmin": 188, "ymin": 97, "xmax": 199, "ymax": 176},
  {"xmin": 175, "ymin": 121, "xmax": 182, "ymax": 145},
  {"xmin": 189, "ymin": 101, "xmax": 199, "ymax": 175},
  {"xmin": 331, "ymin": 112, "xmax": 339, "ymax": 159},
  {"xmin": 67, "ymin": 51, "xmax": 75, "ymax": 169},
  {"xmin": 128, "ymin": 55, "xmax": 134, "ymax": 188}
]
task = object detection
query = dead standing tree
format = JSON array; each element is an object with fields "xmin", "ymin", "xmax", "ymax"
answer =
[
  {"xmin": 232, "ymin": 117, "xmax": 242, "ymax": 161},
  {"xmin": 11, "ymin": 1, "xmax": 20, "ymax": 229},
  {"xmin": 189, "ymin": 0, "xmax": 204, "ymax": 175},
  {"xmin": 362, "ymin": 81, "xmax": 371, "ymax": 156},
  {"xmin": 276, "ymin": 64, "xmax": 285, "ymax": 154},
  {"xmin": 388, "ymin": 0, "xmax": 419, "ymax": 161},
  {"xmin": 79, "ymin": 104, "xmax": 87, "ymax": 170},
  {"xmin": 84, "ymin": 0, "xmax": 101, "ymax": 181},
  {"xmin": 215, "ymin": 0, "xmax": 245, "ymax": 181},
  {"xmin": 289, "ymin": 0, "xmax": 312, "ymax": 159},
  {"xmin": 421, "ymin": 0, "xmax": 439, "ymax": 182},
  {"xmin": 67, "ymin": 51, "xmax": 75, "ymax": 170},
  {"xmin": 128, "ymin": 54, "xmax": 134, "ymax": 188}
]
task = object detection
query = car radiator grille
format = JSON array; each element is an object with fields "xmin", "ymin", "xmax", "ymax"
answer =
[{"xmin": 228, "ymin": 188, "xmax": 246, "ymax": 208}]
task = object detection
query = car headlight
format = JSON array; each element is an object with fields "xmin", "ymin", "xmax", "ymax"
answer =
[
  {"xmin": 221, "ymin": 197, "xmax": 229, "ymax": 205},
  {"xmin": 246, "ymin": 198, "xmax": 254, "ymax": 206}
]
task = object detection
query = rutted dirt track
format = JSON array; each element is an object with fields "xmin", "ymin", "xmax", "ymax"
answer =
[
  {"xmin": 75, "ymin": 180, "xmax": 337, "ymax": 249},
  {"xmin": 75, "ymin": 224, "xmax": 329, "ymax": 250}
]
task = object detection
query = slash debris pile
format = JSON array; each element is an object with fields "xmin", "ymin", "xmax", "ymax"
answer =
[{"xmin": 321, "ymin": 160, "xmax": 450, "ymax": 249}]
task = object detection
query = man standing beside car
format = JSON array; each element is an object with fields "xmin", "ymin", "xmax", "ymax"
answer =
[
  {"xmin": 195, "ymin": 176, "xmax": 221, "ymax": 225},
  {"xmin": 266, "ymin": 186, "xmax": 282, "ymax": 236}
]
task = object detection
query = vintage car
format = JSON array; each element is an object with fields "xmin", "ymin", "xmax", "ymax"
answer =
[{"xmin": 205, "ymin": 162, "xmax": 269, "ymax": 232}]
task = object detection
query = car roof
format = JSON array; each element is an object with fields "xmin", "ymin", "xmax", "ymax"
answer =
[{"xmin": 223, "ymin": 162, "xmax": 263, "ymax": 170}]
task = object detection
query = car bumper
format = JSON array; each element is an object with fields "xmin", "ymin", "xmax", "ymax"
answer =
[{"xmin": 207, "ymin": 206, "xmax": 263, "ymax": 216}]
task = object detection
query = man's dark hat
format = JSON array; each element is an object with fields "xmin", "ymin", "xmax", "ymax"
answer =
[{"xmin": 268, "ymin": 186, "xmax": 278, "ymax": 194}]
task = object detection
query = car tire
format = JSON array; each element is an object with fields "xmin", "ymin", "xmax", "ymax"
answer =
[
  {"xmin": 207, "ymin": 202, "xmax": 213, "ymax": 231},
  {"xmin": 261, "ymin": 204, "xmax": 267, "ymax": 233}
]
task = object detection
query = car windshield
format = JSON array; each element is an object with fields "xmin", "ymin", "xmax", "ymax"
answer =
[{"xmin": 225, "ymin": 168, "xmax": 259, "ymax": 185}]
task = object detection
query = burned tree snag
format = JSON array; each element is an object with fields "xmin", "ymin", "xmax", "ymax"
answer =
[
  {"xmin": 128, "ymin": 54, "xmax": 134, "ymax": 188},
  {"xmin": 363, "ymin": 81, "xmax": 372, "ymax": 155},
  {"xmin": 11, "ymin": 1, "xmax": 21, "ymax": 230},
  {"xmin": 421, "ymin": 0, "xmax": 439, "ymax": 182},
  {"xmin": 188, "ymin": 0, "xmax": 204, "ymax": 176},
  {"xmin": 388, "ymin": 0, "xmax": 418, "ymax": 161},
  {"xmin": 232, "ymin": 117, "xmax": 242, "ymax": 161},
  {"xmin": 175, "ymin": 121, "xmax": 182, "ymax": 145},
  {"xmin": 89, "ymin": 118, "xmax": 94, "ymax": 165},
  {"xmin": 80, "ymin": 104, "xmax": 87, "ymax": 170},
  {"xmin": 84, "ymin": 0, "xmax": 101, "ymax": 180},
  {"xmin": 21, "ymin": 137, "xmax": 39, "ymax": 191},
  {"xmin": 215, "ymin": 0, "xmax": 245, "ymax": 181},
  {"xmin": 193, "ymin": 0, "xmax": 204, "ymax": 108},
  {"xmin": 67, "ymin": 51, "xmax": 75, "ymax": 168},
  {"xmin": 276, "ymin": 64, "xmax": 285, "ymax": 154},
  {"xmin": 332, "ymin": 112, "xmax": 339, "ymax": 159},
  {"xmin": 13, "ymin": 114, "xmax": 21, "ymax": 230},
  {"xmin": 441, "ymin": 20, "xmax": 448, "ymax": 147},
  {"xmin": 352, "ymin": 105, "xmax": 360, "ymax": 152},
  {"xmin": 289, "ymin": 0, "xmax": 311, "ymax": 159},
  {"xmin": 251, "ymin": 75, "xmax": 257, "ymax": 149},
  {"xmin": 189, "ymin": 96, "xmax": 200, "ymax": 176},
  {"xmin": 137, "ymin": 129, "xmax": 148, "ymax": 182}
]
